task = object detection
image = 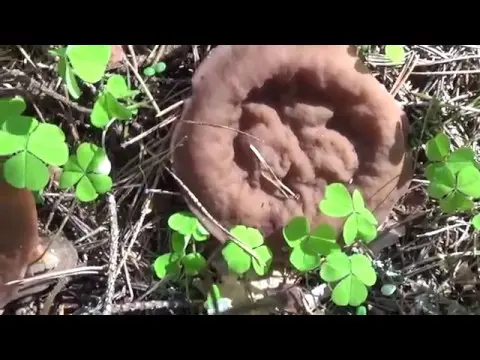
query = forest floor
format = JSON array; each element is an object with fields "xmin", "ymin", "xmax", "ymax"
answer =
[{"xmin": 1, "ymin": 45, "xmax": 480, "ymax": 315}]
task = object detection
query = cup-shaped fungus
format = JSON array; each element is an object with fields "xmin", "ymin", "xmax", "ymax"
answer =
[{"xmin": 170, "ymin": 45, "xmax": 413, "ymax": 268}]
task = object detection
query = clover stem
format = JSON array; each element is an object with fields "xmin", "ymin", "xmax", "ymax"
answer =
[
  {"xmin": 185, "ymin": 275, "xmax": 191, "ymax": 299},
  {"xmin": 127, "ymin": 101, "xmax": 149, "ymax": 110},
  {"xmin": 357, "ymin": 241, "xmax": 375, "ymax": 258}
]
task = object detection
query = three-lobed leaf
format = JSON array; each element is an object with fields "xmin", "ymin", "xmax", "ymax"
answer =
[
  {"xmin": 222, "ymin": 225, "xmax": 271, "ymax": 276},
  {"xmin": 0, "ymin": 115, "xmax": 69, "ymax": 191},
  {"xmin": 168, "ymin": 211, "xmax": 198, "ymax": 237},
  {"xmin": 319, "ymin": 183, "xmax": 377, "ymax": 245},
  {"xmin": 167, "ymin": 211, "xmax": 209, "ymax": 242},
  {"xmin": 320, "ymin": 253, "xmax": 377, "ymax": 307},
  {"xmin": 59, "ymin": 143, "xmax": 112, "ymax": 202}
]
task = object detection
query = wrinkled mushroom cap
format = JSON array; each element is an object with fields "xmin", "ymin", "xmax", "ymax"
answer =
[{"xmin": 170, "ymin": 45, "xmax": 413, "ymax": 265}]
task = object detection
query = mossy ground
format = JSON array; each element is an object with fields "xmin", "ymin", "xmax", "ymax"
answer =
[{"xmin": 2, "ymin": 45, "xmax": 480, "ymax": 315}]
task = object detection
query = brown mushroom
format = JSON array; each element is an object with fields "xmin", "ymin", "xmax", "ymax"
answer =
[
  {"xmin": 0, "ymin": 178, "xmax": 46, "ymax": 308},
  {"xmin": 170, "ymin": 45, "xmax": 413, "ymax": 269},
  {"xmin": 107, "ymin": 45, "xmax": 126, "ymax": 70},
  {"xmin": 0, "ymin": 174, "xmax": 78, "ymax": 310}
]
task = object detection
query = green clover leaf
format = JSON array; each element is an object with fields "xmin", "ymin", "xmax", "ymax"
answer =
[
  {"xmin": 167, "ymin": 211, "xmax": 210, "ymax": 243},
  {"xmin": 283, "ymin": 216, "xmax": 340, "ymax": 272},
  {"xmin": 320, "ymin": 253, "xmax": 377, "ymax": 307},
  {"xmin": 0, "ymin": 115, "xmax": 68, "ymax": 191},
  {"xmin": 59, "ymin": 142, "xmax": 112, "ymax": 202},
  {"xmin": 319, "ymin": 183, "xmax": 377, "ymax": 245},
  {"xmin": 221, "ymin": 225, "xmax": 272, "ymax": 276}
]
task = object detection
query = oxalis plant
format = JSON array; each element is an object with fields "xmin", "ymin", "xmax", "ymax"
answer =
[
  {"xmin": 0, "ymin": 95, "xmax": 113, "ymax": 202},
  {"xmin": 424, "ymin": 131, "xmax": 480, "ymax": 229},
  {"xmin": 153, "ymin": 183, "xmax": 377, "ymax": 315},
  {"xmin": 153, "ymin": 211, "xmax": 273, "ymax": 279},
  {"xmin": 283, "ymin": 182, "xmax": 377, "ymax": 312},
  {"xmin": 50, "ymin": 45, "xmax": 167, "ymax": 129},
  {"xmin": 152, "ymin": 210, "xmax": 274, "ymax": 314}
]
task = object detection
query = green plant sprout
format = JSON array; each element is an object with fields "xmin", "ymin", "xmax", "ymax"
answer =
[
  {"xmin": 319, "ymin": 252, "xmax": 376, "ymax": 307},
  {"xmin": 143, "ymin": 62, "xmax": 167, "ymax": 77},
  {"xmin": 0, "ymin": 96, "xmax": 69, "ymax": 191},
  {"xmin": 90, "ymin": 74, "xmax": 140, "ymax": 128},
  {"xmin": 319, "ymin": 183, "xmax": 378, "ymax": 245},
  {"xmin": 425, "ymin": 132, "xmax": 480, "ymax": 213},
  {"xmin": 221, "ymin": 225, "xmax": 273, "ymax": 276},
  {"xmin": 51, "ymin": 46, "xmax": 144, "ymax": 129},
  {"xmin": 283, "ymin": 217, "xmax": 340, "ymax": 272},
  {"xmin": 384, "ymin": 45, "xmax": 405, "ymax": 64},
  {"xmin": 143, "ymin": 67, "xmax": 156, "ymax": 77},
  {"xmin": 51, "ymin": 45, "xmax": 112, "ymax": 100},
  {"xmin": 153, "ymin": 211, "xmax": 274, "ymax": 279},
  {"xmin": 154, "ymin": 211, "xmax": 211, "ymax": 279},
  {"xmin": 356, "ymin": 305, "xmax": 367, "ymax": 315},
  {"xmin": 59, "ymin": 142, "xmax": 113, "ymax": 202},
  {"xmin": 168, "ymin": 211, "xmax": 210, "ymax": 242}
]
